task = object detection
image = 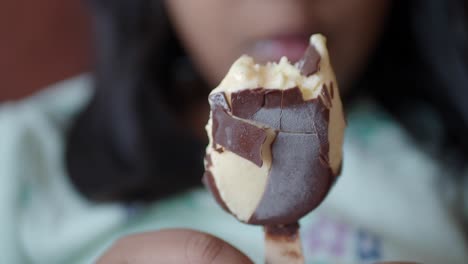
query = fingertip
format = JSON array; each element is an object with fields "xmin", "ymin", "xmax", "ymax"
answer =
[
  {"xmin": 97, "ymin": 229, "xmax": 253, "ymax": 264},
  {"xmin": 182, "ymin": 230, "xmax": 253, "ymax": 264}
]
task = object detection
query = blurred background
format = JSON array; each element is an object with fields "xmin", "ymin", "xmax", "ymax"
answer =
[
  {"xmin": 0, "ymin": 0, "xmax": 92, "ymax": 102},
  {"xmin": 1, "ymin": 0, "xmax": 467, "ymax": 263}
]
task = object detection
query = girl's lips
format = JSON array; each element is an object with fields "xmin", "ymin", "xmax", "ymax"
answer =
[{"xmin": 248, "ymin": 35, "xmax": 310, "ymax": 64}]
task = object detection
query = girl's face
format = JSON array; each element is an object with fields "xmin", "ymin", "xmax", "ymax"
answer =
[{"xmin": 166, "ymin": 0, "xmax": 390, "ymax": 92}]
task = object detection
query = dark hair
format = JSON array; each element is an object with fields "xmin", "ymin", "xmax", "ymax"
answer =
[
  {"xmin": 357, "ymin": 0, "xmax": 468, "ymax": 160},
  {"xmin": 66, "ymin": 0, "xmax": 468, "ymax": 204},
  {"xmin": 66, "ymin": 0, "xmax": 205, "ymax": 202}
]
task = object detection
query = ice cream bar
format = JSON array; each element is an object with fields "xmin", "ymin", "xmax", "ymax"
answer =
[{"xmin": 203, "ymin": 34, "xmax": 345, "ymax": 226}]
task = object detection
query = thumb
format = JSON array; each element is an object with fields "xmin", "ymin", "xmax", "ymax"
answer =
[{"xmin": 97, "ymin": 229, "xmax": 253, "ymax": 264}]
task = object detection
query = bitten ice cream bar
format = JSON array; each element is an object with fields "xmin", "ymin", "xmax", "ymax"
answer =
[{"xmin": 203, "ymin": 34, "xmax": 346, "ymax": 263}]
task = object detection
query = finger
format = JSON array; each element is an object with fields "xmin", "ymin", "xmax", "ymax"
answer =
[
  {"xmin": 97, "ymin": 229, "xmax": 253, "ymax": 264},
  {"xmin": 375, "ymin": 262, "xmax": 422, "ymax": 264}
]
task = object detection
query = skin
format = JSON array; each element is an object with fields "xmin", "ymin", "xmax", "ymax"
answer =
[
  {"xmin": 97, "ymin": 229, "xmax": 253, "ymax": 264},
  {"xmin": 165, "ymin": 0, "xmax": 391, "ymax": 91},
  {"xmin": 99, "ymin": 1, "xmax": 401, "ymax": 263}
]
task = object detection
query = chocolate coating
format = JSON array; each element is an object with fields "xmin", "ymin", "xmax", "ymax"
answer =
[
  {"xmin": 231, "ymin": 88, "xmax": 282, "ymax": 129},
  {"xmin": 297, "ymin": 44, "xmax": 321, "ymax": 76},
  {"xmin": 212, "ymin": 104, "xmax": 268, "ymax": 167},
  {"xmin": 264, "ymin": 223, "xmax": 300, "ymax": 239},
  {"xmin": 206, "ymin": 87, "xmax": 335, "ymax": 225},
  {"xmin": 249, "ymin": 132, "xmax": 331, "ymax": 224},
  {"xmin": 231, "ymin": 88, "xmax": 264, "ymax": 119}
]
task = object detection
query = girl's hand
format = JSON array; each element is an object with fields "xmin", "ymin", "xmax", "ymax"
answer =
[{"xmin": 97, "ymin": 229, "xmax": 253, "ymax": 264}]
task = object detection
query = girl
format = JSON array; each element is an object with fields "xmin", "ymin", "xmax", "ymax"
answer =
[{"xmin": 2, "ymin": 0, "xmax": 467, "ymax": 263}]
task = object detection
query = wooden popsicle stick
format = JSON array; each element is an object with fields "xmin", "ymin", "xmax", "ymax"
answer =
[{"xmin": 264, "ymin": 223, "xmax": 305, "ymax": 264}]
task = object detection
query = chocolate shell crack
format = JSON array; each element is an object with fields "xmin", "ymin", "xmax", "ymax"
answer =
[
  {"xmin": 211, "ymin": 99, "xmax": 268, "ymax": 167},
  {"xmin": 230, "ymin": 87, "xmax": 330, "ymax": 134},
  {"xmin": 231, "ymin": 89, "xmax": 282, "ymax": 129},
  {"xmin": 211, "ymin": 88, "xmax": 332, "ymax": 156},
  {"xmin": 231, "ymin": 88, "xmax": 264, "ymax": 119}
]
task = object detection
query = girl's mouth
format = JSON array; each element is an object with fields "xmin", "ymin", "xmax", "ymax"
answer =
[{"xmin": 247, "ymin": 35, "xmax": 310, "ymax": 63}]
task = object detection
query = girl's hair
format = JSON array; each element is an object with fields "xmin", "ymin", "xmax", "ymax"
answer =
[
  {"xmin": 360, "ymin": 0, "xmax": 468, "ymax": 159},
  {"xmin": 66, "ymin": 0, "xmax": 468, "ymax": 204},
  {"xmin": 66, "ymin": 0, "xmax": 205, "ymax": 202}
]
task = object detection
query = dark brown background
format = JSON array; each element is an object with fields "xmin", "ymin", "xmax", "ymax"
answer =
[{"xmin": 0, "ymin": 0, "xmax": 92, "ymax": 102}]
